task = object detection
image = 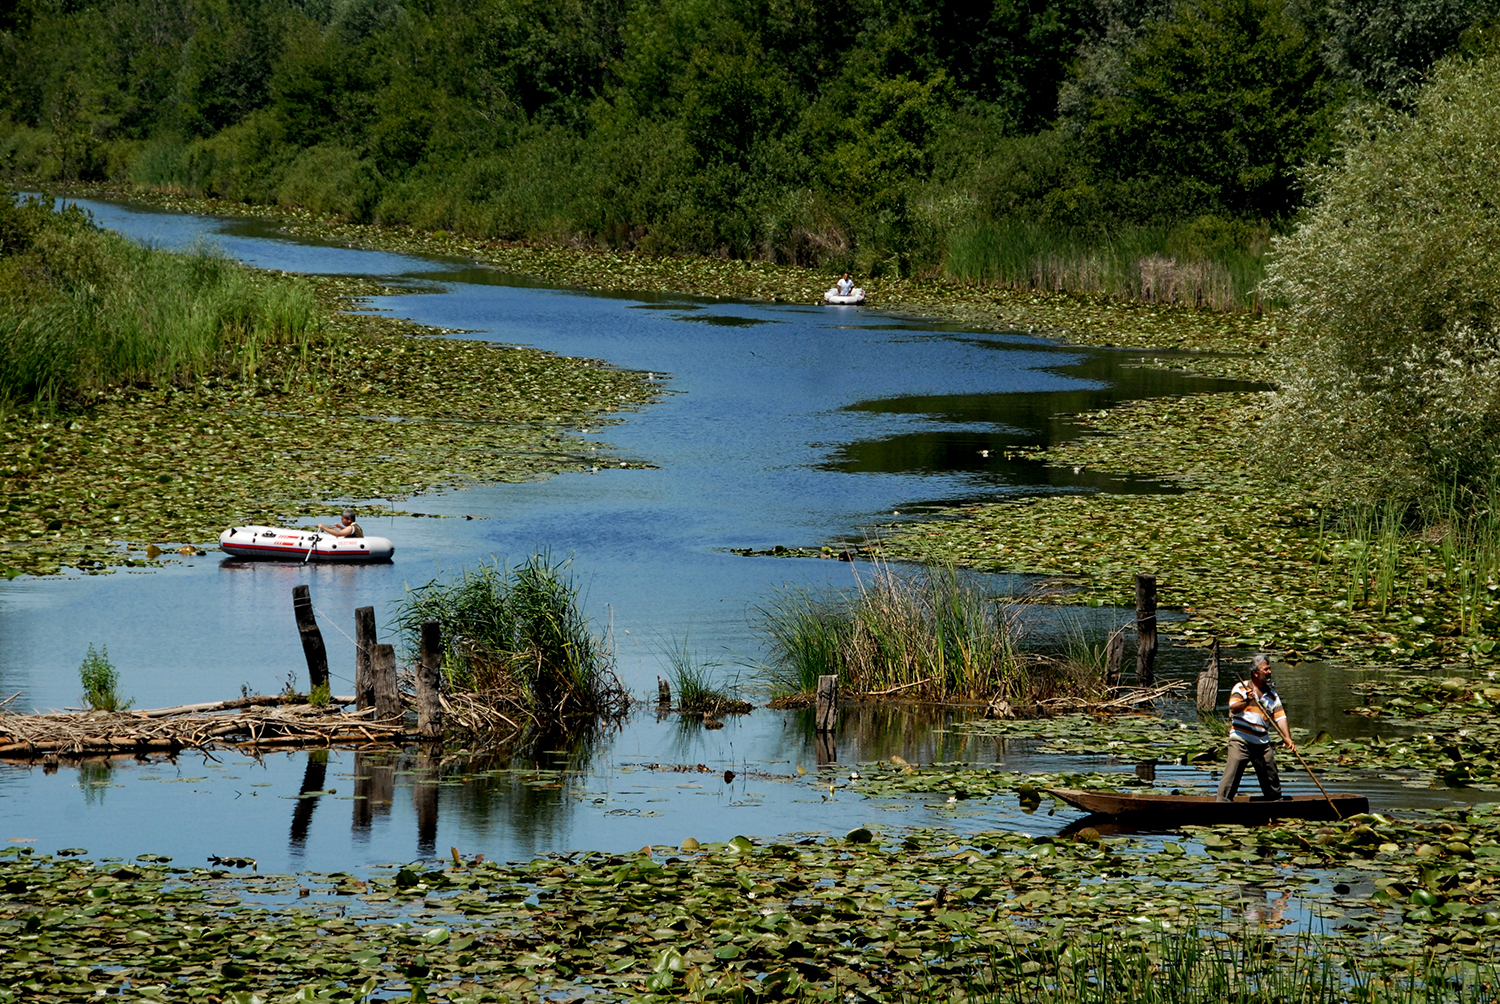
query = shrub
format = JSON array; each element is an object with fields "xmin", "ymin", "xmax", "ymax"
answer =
[
  {"xmin": 1262, "ymin": 52, "xmax": 1500, "ymax": 507},
  {"xmin": 79, "ymin": 644, "xmax": 131, "ymax": 712}
]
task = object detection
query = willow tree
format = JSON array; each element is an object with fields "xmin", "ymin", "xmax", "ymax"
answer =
[{"xmin": 1261, "ymin": 51, "xmax": 1500, "ymax": 506}]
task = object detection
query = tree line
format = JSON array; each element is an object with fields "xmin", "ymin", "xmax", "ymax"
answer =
[{"xmin": 2, "ymin": 0, "xmax": 1496, "ymax": 284}]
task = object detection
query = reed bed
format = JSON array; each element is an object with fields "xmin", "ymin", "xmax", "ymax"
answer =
[
  {"xmin": 396, "ymin": 556, "xmax": 629, "ymax": 736},
  {"xmin": 944, "ymin": 220, "xmax": 1267, "ymax": 313},
  {"xmin": 759, "ymin": 562, "xmax": 1036, "ymax": 703},
  {"xmin": 980, "ymin": 926, "xmax": 1499, "ymax": 1003},
  {"xmin": 661, "ymin": 636, "xmax": 751, "ymax": 717},
  {"xmin": 0, "ymin": 192, "xmax": 325, "ymax": 411}
]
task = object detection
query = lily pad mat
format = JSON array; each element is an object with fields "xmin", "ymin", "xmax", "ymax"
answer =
[
  {"xmin": 6, "ymin": 801, "xmax": 1500, "ymax": 1003},
  {"xmin": 0, "ymin": 281, "xmax": 656, "ymax": 578}
]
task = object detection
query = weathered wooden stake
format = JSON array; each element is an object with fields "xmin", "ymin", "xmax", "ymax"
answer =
[
  {"xmin": 815, "ymin": 730, "xmax": 837, "ymax": 765},
  {"xmin": 416, "ymin": 621, "xmax": 443, "ymax": 740},
  {"xmin": 657, "ymin": 676, "xmax": 671, "ymax": 705},
  {"xmin": 354, "ymin": 606, "xmax": 377, "ymax": 712},
  {"xmin": 1135, "ymin": 574, "xmax": 1158, "ymax": 687},
  {"xmin": 371, "ymin": 643, "xmax": 401, "ymax": 722},
  {"xmin": 292, "ymin": 585, "xmax": 329, "ymax": 691},
  {"xmin": 814, "ymin": 675, "xmax": 838, "ymax": 733},
  {"xmin": 1135, "ymin": 760, "xmax": 1157, "ymax": 782},
  {"xmin": 1104, "ymin": 630, "xmax": 1125, "ymax": 690},
  {"xmin": 1196, "ymin": 636, "xmax": 1221, "ymax": 713}
]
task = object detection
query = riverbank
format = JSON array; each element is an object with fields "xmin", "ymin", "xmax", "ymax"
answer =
[{"xmin": 0, "ymin": 271, "xmax": 655, "ymax": 578}]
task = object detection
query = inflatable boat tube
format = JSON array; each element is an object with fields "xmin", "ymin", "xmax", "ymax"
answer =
[
  {"xmin": 824, "ymin": 287, "xmax": 866, "ymax": 305},
  {"xmin": 219, "ymin": 525, "xmax": 395, "ymax": 563}
]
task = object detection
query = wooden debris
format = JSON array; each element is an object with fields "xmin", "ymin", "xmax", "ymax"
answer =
[
  {"xmin": 0, "ymin": 698, "xmax": 410, "ymax": 758},
  {"xmin": 1037, "ymin": 679, "xmax": 1187, "ymax": 714}
]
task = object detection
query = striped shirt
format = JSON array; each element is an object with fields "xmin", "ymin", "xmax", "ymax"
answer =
[{"xmin": 1230, "ymin": 682, "xmax": 1283, "ymax": 745}]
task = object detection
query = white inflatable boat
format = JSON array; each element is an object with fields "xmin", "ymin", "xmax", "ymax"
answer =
[
  {"xmin": 824, "ymin": 287, "xmax": 866, "ymax": 305},
  {"xmin": 219, "ymin": 525, "xmax": 395, "ymax": 563}
]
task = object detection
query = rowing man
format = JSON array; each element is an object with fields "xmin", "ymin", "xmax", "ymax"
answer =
[
  {"xmin": 1216, "ymin": 654, "xmax": 1295, "ymax": 801},
  {"xmin": 318, "ymin": 508, "xmax": 364, "ymax": 538}
]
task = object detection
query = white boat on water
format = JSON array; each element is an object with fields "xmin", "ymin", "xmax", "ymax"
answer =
[
  {"xmin": 824, "ymin": 287, "xmax": 866, "ymax": 305},
  {"xmin": 219, "ymin": 525, "xmax": 395, "ymax": 563}
]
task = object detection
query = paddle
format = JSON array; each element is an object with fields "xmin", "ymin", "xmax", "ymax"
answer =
[
  {"xmin": 1232, "ymin": 667, "xmax": 1342, "ymax": 820},
  {"xmin": 302, "ymin": 531, "xmax": 321, "ymax": 564}
]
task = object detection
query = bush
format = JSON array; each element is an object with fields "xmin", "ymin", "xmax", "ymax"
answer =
[
  {"xmin": 1261, "ymin": 52, "xmax": 1500, "ymax": 506},
  {"xmin": 79, "ymin": 644, "xmax": 131, "ymax": 712}
]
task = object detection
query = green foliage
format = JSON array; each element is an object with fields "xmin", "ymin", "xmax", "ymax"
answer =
[
  {"xmin": 395, "ymin": 555, "xmax": 623, "ymax": 721},
  {"xmin": 308, "ymin": 681, "xmax": 331, "ymax": 707},
  {"xmin": 660, "ymin": 636, "xmax": 746, "ymax": 715},
  {"xmin": 1262, "ymin": 51, "xmax": 1500, "ymax": 506},
  {"xmin": 759, "ymin": 562, "xmax": 1026, "ymax": 701},
  {"xmin": 78, "ymin": 643, "xmax": 131, "ymax": 712},
  {"xmin": 0, "ymin": 190, "xmax": 325, "ymax": 410}
]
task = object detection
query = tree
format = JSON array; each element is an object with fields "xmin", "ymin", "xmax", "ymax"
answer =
[{"xmin": 1261, "ymin": 52, "xmax": 1500, "ymax": 503}]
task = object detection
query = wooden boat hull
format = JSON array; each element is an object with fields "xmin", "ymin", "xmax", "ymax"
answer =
[
  {"xmin": 219, "ymin": 525, "xmax": 394, "ymax": 563},
  {"xmin": 1048, "ymin": 787, "xmax": 1368, "ymax": 824}
]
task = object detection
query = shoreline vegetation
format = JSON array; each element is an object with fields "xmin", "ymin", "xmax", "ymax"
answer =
[{"xmin": 0, "ymin": 191, "xmax": 658, "ymax": 579}]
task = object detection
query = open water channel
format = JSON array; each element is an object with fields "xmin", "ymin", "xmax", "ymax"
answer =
[{"xmin": 0, "ymin": 199, "xmax": 1467, "ymax": 878}]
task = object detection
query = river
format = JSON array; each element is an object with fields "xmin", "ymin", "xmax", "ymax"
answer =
[{"xmin": 0, "ymin": 198, "xmax": 1457, "ymax": 873}]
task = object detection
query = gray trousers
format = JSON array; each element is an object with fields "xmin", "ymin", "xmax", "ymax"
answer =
[{"xmin": 1216, "ymin": 735, "xmax": 1282, "ymax": 801}]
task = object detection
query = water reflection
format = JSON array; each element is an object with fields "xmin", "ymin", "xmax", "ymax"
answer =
[{"xmin": 289, "ymin": 750, "xmax": 328, "ymax": 855}]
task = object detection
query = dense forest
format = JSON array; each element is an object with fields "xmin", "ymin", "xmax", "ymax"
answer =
[{"xmin": 0, "ymin": 0, "xmax": 1497, "ymax": 298}]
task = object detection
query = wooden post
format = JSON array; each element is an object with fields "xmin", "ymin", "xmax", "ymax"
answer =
[
  {"xmin": 1104, "ymin": 630, "xmax": 1125, "ymax": 690},
  {"xmin": 1196, "ymin": 636, "xmax": 1220, "ymax": 713},
  {"xmin": 292, "ymin": 585, "xmax": 329, "ymax": 691},
  {"xmin": 815, "ymin": 675, "xmax": 838, "ymax": 733},
  {"xmin": 1135, "ymin": 574, "xmax": 1157, "ymax": 687},
  {"xmin": 657, "ymin": 676, "xmax": 671, "ymax": 705},
  {"xmin": 416, "ymin": 621, "xmax": 443, "ymax": 740},
  {"xmin": 354, "ymin": 606, "xmax": 377, "ymax": 712},
  {"xmin": 815, "ymin": 730, "xmax": 837, "ymax": 765},
  {"xmin": 371, "ymin": 643, "xmax": 401, "ymax": 722},
  {"xmin": 1135, "ymin": 760, "xmax": 1157, "ymax": 782}
]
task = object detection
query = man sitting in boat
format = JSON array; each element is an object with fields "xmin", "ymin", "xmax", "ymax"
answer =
[
  {"xmin": 318, "ymin": 508, "xmax": 364, "ymax": 538},
  {"xmin": 1216, "ymin": 654, "xmax": 1296, "ymax": 801},
  {"xmin": 836, "ymin": 272, "xmax": 855, "ymax": 296}
]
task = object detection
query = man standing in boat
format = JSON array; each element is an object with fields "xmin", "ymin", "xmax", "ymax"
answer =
[
  {"xmin": 1216, "ymin": 654, "xmax": 1295, "ymax": 801},
  {"xmin": 318, "ymin": 508, "xmax": 364, "ymax": 538}
]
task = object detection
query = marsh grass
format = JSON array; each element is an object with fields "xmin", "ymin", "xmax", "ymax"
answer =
[
  {"xmin": 78, "ymin": 643, "xmax": 131, "ymax": 712},
  {"xmin": 980, "ymin": 927, "xmax": 1499, "ymax": 1003},
  {"xmin": 661, "ymin": 637, "xmax": 750, "ymax": 717},
  {"xmin": 396, "ymin": 555, "xmax": 627, "ymax": 733},
  {"xmin": 0, "ymin": 192, "xmax": 326, "ymax": 411},
  {"xmin": 945, "ymin": 220, "xmax": 1267, "ymax": 313},
  {"xmin": 759, "ymin": 562, "xmax": 1028, "ymax": 702}
]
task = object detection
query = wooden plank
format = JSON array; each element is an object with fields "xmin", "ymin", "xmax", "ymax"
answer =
[
  {"xmin": 371, "ymin": 643, "xmax": 402, "ymax": 722},
  {"xmin": 355, "ymin": 606, "xmax": 377, "ymax": 712},
  {"xmin": 814, "ymin": 675, "xmax": 837, "ymax": 733},
  {"xmin": 1196, "ymin": 636, "xmax": 1220, "ymax": 713},
  {"xmin": 1135, "ymin": 574, "xmax": 1157, "ymax": 686},
  {"xmin": 292, "ymin": 585, "xmax": 330, "ymax": 691},
  {"xmin": 416, "ymin": 621, "xmax": 443, "ymax": 740},
  {"xmin": 1104, "ymin": 629, "xmax": 1125, "ymax": 689}
]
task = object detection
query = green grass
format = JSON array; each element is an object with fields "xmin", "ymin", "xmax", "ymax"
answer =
[
  {"xmin": 758, "ymin": 562, "xmax": 1028, "ymax": 702},
  {"xmin": 973, "ymin": 927, "xmax": 1500, "ymax": 1003},
  {"xmin": 660, "ymin": 636, "xmax": 749, "ymax": 716},
  {"xmin": 78, "ymin": 643, "xmax": 131, "ymax": 712},
  {"xmin": 0, "ymin": 191, "xmax": 326, "ymax": 412},
  {"xmin": 395, "ymin": 555, "xmax": 626, "ymax": 730},
  {"xmin": 944, "ymin": 218, "xmax": 1268, "ymax": 312}
]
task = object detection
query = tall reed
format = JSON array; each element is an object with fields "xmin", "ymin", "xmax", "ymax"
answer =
[
  {"xmin": 758, "ymin": 562, "xmax": 1026, "ymax": 701},
  {"xmin": 396, "ymin": 555, "xmax": 626, "ymax": 726},
  {"xmin": 944, "ymin": 220, "xmax": 1267, "ymax": 312}
]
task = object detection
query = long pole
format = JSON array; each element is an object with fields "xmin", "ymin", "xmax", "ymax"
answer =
[{"xmin": 1233, "ymin": 669, "xmax": 1342, "ymax": 820}]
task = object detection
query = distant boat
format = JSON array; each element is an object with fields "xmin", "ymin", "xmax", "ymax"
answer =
[
  {"xmin": 219, "ymin": 525, "xmax": 394, "ymax": 563},
  {"xmin": 1048, "ymin": 787, "xmax": 1368, "ymax": 824},
  {"xmin": 824, "ymin": 286, "xmax": 866, "ymax": 305}
]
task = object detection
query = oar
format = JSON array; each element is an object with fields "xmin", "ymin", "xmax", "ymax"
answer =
[
  {"xmin": 303, "ymin": 532, "xmax": 321, "ymax": 564},
  {"xmin": 1233, "ymin": 670, "xmax": 1342, "ymax": 820}
]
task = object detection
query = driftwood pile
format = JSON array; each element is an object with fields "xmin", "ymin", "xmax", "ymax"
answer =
[{"xmin": 0, "ymin": 695, "xmax": 411, "ymax": 758}]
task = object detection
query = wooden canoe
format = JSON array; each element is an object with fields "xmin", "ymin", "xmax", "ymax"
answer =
[{"xmin": 1048, "ymin": 787, "xmax": 1369, "ymax": 824}]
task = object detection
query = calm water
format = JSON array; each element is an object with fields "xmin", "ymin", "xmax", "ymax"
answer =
[{"xmin": 0, "ymin": 199, "xmax": 1471, "ymax": 871}]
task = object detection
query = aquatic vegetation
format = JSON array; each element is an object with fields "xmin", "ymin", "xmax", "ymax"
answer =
[
  {"xmin": 76, "ymin": 643, "xmax": 130, "ymax": 712},
  {"xmin": 759, "ymin": 562, "xmax": 1031, "ymax": 702},
  {"xmin": 395, "ymin": 555, "xmax": 628, "ymax": 733},
  {"xmin": 0, "ymin": 277, "xmax": 656, "ymax": 578},
  {"xmin": 8, "ymin": 805, "xmax": 1500, "ymax": 1002},
  {"xmin": 661, "ymin": 637, "xmax": 751, "ymax": 717}
]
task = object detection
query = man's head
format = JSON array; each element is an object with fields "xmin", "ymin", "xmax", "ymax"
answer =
[
  {"xmin": 341, "ymin": 508, "xmax": 356, "ymax": 526},
  {"xmin": 1250, "ymin": 653, "xmax": 1273, "ymax": 685}
]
